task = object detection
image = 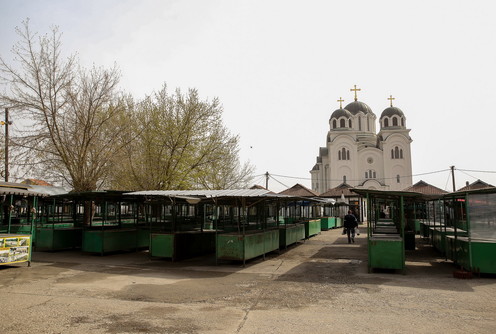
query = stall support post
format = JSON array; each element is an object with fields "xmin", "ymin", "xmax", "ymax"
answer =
[
  {"xmin": 7, "ymin": 194, "xmax": 13, "ymax": 234},
  {"xmin": 465, "ymin": 193, "xmax": 473, "ymax": 272}
]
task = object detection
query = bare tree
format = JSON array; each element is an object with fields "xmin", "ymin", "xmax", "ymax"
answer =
[
  {"xmin": 0, "ymin": 20, "xmax": 130, "ymax": 191},
  {"xmin": 110, "ymin": 85, "xmax": 254, "ymax": 190}
]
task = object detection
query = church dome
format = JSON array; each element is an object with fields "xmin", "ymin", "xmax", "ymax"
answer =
[
  {"xmin": 380, "ymin": 106, "xmax": 406, "ymax": 129},
  {"xmin": 330, "ymin": 108, "xmax": 352, "ymax": 120},
  {"xmin": 380, "ymin": 106, "xmax": 404, "ymax": 118},
  {"xmin": 344, "ymin": 101, "xmax": 373, "ymax": 115}
]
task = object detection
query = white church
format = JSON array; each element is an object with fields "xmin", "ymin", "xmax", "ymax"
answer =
[{"xmin": 310, "ymin": 86, "xmax": 413, "ymax": 193}]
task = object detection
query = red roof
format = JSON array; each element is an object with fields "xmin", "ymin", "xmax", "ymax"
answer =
[
  {"xmin": 457, "ymin": 179, "xmax": 495, "ymax": 192},
  {"xmin": 319, "ymin": 183, "xmax": 357, "ymax": 197},
  {"xmin": 279, "ymin": 183, "xmax": 319, "ymax": 197},
  {"xmin": 21, "ymin": 179, "xmax": 53, "ymax": 186},
  {"xmin": 402, "ymin": 180, "xmax": 449, "ymax": 196}
]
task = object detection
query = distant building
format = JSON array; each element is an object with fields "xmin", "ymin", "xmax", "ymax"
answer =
[
  {"xmin": 279, "ymin": 183, "xmax": 318, "ymax": 197},
  {"xmin": 21, "ymin": 179, "xmax": 53, "ymax": 186},
  {"xmin": 403, "ymin": 180, "xmax": 449, "ymax": 196},
  {"xmin": 457, "ymin": 179, "xmax": 495, "ymax": 192},
  {"xmin": 311, "ymin": 86, "xmax": 413, "ymax": 193}
]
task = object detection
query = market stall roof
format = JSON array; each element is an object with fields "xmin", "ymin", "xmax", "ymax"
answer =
[
  {"xmin": 28, "ymin": 185, "xmax": 68, "ymax": 196},
  {"xmin": 126, "ymin": 189, "xmax": 273, "ymax": 198},
  {"xmin": 124, "ymin": 189, "xmax": 319, "ymax": 206},
  {"xmin": 0, "ymin": 181, "xmax": 47, "ymax": 197},
  {"xmin": 352, "ymin": 188, "xmax": 424, "ymax": 200},
  {"xmin": 446, "ymin": 185, "xmax": 496, "ymax": 198}
]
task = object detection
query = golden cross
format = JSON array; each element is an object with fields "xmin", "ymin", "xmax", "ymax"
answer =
[
  {"xmin": 350, "ymin": 85, "xmax": 361, "ymax": 101},
  {"xmin": 388, "ymin": 94, "xmax": 395, "ymax": 107},
  {"xmin": 337, "ymin": 97, "xmax": 344, "ymax": 108}
]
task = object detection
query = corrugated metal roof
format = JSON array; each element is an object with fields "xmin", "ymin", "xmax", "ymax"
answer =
[
  {"xmin": 125, "ymin": 189, "xmax": 272, "ymax": 198},
  {"xmin": 0, "ymin": 186, "xmax": 45, "ymax": 196},
  {"xmin": 28, "ymin": 185, "xmax": 69, "ymax": 196}
]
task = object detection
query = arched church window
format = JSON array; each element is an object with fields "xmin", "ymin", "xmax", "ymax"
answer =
[
  {"xmin": 373, "ymin": 170, "xmax": 376, "ymax": 178},
  {"xmin": 346, "ymin": 150, "xmax": 350, "ymax": 160},
  {"xmin": 401, "ymin": 118, "xmax": 404, "ymax": 127},
  {"xmin": 394, "ymin": 146, "xmax": 400, "ymax": 159},
  {"xmin": 338, "ymin": 150, "xmax": 341, "ymax": 160},
  {"xmin": 400, "ymin": 149, "xmax": 403, "ymax": 159},
  {"xmin": 342, "ymin": 148, "xmax": 346, "ymax": 160},
  {"xmin": 396, "ymin": 175, "xmax": 400, "ymax": 183},
  {"xmin": 365, "ymin": 171, "xmax": 368, "ymax": 178},
  {"xmin": 391, "ymin": 149, "xmax": 394, "ymax": 159},
  {"xmin": 332, "ymin": 119, "xmax": 337, "ymax": 129},
  {"xmin": 340, "ymin": 119, "xmax": 345, "ymax": 128},
  {"xmin": 348, "ymin": 119, "xmax": 352, "ymax": 128},
  {"xmin": 358, "ymin": 117, "xmax": 362, "ymax": 131},
  {"xmin": 384, "ymin": 118, "xmax": 389, "ymax": 127},
  {"xmin": 343, "ymin": 175, "xmax": 347, "ymax": 183},
  {"xmin": 393, "ymin": 117, "xmax": 398, "ymax": 126}
]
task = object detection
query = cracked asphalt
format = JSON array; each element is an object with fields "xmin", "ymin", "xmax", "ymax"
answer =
[{"xmin": 1, "ymin": 227, "xmax": 495, "ymax": 334}]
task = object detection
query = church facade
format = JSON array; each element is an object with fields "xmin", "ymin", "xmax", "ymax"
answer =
[{"xmin": 310, "ymin": 86, "xmax": 413, "ymax": 193}]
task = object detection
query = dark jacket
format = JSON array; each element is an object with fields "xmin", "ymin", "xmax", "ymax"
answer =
[{"xmin": 343, "ymin": 214, "xmax": 358, "ymax": 229}]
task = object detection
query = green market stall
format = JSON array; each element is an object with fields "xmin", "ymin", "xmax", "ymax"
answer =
[
  {"xmin": 354, "ymin": 189, "xmax": 424, "ymax": 273},
  {"xmin": 212, "ymin": 190, "xmax": 283, "ymax": 265},
  {"xmin": 45, "ymin": 191, "xmax": 146, "ymax": 255},
  {"xmin": 441, "ymin": 188, "xmax": 496, "ymax": 274},
  {"xmin": 126, "ymin": 191, "xmax": 216, "ymax": 261}
]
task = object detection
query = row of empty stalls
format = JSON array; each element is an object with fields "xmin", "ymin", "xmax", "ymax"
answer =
[
  {"xmin": 3, "ymin": 185, "xmax": 345, "ymax": 264},
  {"xmin": 354, "ymin": 187, "xmax": 496, "ymax": 275},
  {"xmin": 421, "ymin": 187, "xmax": 496, "ymax": 275},
  {"xmin": 126, "ymin": 189, "xmax": 325, "ymax": 265}
]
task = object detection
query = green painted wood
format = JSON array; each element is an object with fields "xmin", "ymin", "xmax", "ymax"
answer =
[
  {"xmin": 279, "ymin": 224, "xmax": 305, "ymax": 248},
  {"xmin": 35, "ymin": 228, "xmax": 82, "ymax": 251},
  {"xmin": 137, "ymin": 228, "xmax": 150, "ymax": 248},
  {"xmin": 320, "ymin": 217, "xmax": 333, "ymax": 230},
  {"xmin": 82, "ymin": 229, "xmax": 138, "ymax": 254},
  {"xmin": 216, "ymin": 229, "xmax": 279, "ymax": 261},
  {"xmin": 453, "ymin": 237, "xmax": 496, "ymax": 274},
  {"xmin": 368, "ymin": 235, "xmax": 404, "ymax": 271},
  {"xmin": 7, "ymin": 225, "xmax": 35, "ymax": 242},
  {"xmin": 335, "ymin": 217, "xmax": 342, "ymax": 228},
  {"xmin": 414, "ymin": 220, "xmax": 422, "ymax": 234},
  {"xmin": 150, "ymin": 233, "xmax": 174, "ymax": 258},
  {"xmin": 304, "ymin": 219, "xmax": 321, "ymax": 239},
  {"xmin": 284, "ymin": 217, "xmax": 296, "ymax": 224}
]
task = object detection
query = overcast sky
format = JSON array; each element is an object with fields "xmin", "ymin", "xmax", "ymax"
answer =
[{"xmin": 1, "ymin": 0, "xmax": 495, "ymax": 192}]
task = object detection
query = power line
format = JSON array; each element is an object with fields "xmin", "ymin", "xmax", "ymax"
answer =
[
  {"xmin": 269, "ymin": 168, "xmax": 450, "ymax": 183},
  {"xmin": 457, "ymin": 168, "xmax": 496, "ymax": 174},
  {"xmin": 268, "ymin": 174, "xmax": 290, "ymax": 189}
]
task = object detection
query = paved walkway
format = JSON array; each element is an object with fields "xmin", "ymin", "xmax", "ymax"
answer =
[{"xmin": 1, "ymin": 227, "xmax": 495, "ymax": 333}]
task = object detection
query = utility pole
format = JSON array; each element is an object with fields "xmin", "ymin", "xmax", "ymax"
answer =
[
  {"xmin": 450, "ymin": 165, "xmax": 456, "ymax": 192},
  {"xmin": 265, "ymin": 171, "xmax": 269, "ymax": 190},
  {"xmin": 1, "ymin": 108, "xmax": 10, "ymax": 182}
]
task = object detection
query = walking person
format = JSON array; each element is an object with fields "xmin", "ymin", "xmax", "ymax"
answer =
[{"xmin": 344, "ymin": 210, "xmax": 358, "ymax": 243}]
